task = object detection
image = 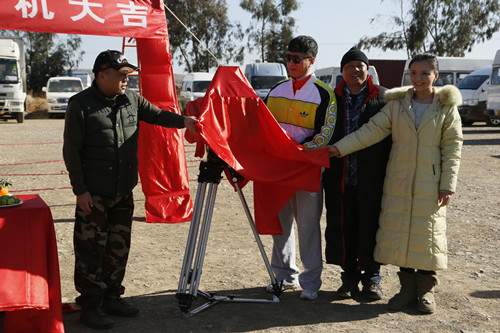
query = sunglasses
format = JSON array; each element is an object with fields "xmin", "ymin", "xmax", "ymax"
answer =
[{"xmin": 286, "ymin": 55, "xmax": 312, "ymax": 64}]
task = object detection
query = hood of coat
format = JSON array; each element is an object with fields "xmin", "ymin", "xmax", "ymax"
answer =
[{"xmin": 385, "ymin": 85, "xmax": 462, "ymax": 107}]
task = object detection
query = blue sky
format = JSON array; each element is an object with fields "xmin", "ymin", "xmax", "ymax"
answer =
[{"xmin": 78, "ymin": 0, "xmax": 500, "ymax": 73}]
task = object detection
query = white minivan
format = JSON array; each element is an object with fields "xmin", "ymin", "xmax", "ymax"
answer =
[
  {"xmin": 458, "ymin": 66, "xmax": 491, "ymax": 126},
  {"xmin": 401, "ymin": 57, "xmax": 492, "ymax": 87},
  {"xmin": 179, "ymin": 72, "xmax": 214, "ymax": 114},
  {"xmin": 315, "ymin": 66, "xmax": 380, "ymax": 90},
  {"xmin": 486, "ymin": 49, "xmax": 500, "ymax": 126},
  {"xmin": 43, "ymin": 76, "xmax": 84, "ymax": 118},
  {"xmin": 244, "ymin": 62, "xmax": 288, "ymax": 99}
]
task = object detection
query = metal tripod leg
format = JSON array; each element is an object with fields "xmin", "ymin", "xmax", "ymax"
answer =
[{"xmin": 176, "ymin": 155, "xmax": 280, "ymax": 317}]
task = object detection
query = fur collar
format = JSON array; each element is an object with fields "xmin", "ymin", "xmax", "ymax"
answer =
[{"xmin": 385, "ymin": 85, "xmax": 462, "ymax": 106}]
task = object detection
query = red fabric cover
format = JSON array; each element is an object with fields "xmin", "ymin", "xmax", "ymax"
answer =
[
  {"xmin": 0, "ymin": 0, "xmax": 168, "ymax": 38},
  {"xmin": 136, "ymin": 37, "xmax": 193, "ymax": 223},
  {"xmin": 187, "ymin": 66, "xmax": 330, "ymax": 234},
  {"xmin": 0, "ymin": 194, "xmax": 64, "ymax": 333}
]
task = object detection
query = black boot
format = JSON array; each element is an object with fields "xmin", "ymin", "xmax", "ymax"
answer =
[
  {"xmin": 103, "ymin": 297, "xmax": 139, "ymax": 317},
  {"xmin": 80, "ymin": 306, "xmax": 115, "ymax": 330}
]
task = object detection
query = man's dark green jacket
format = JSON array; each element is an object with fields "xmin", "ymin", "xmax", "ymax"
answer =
[{"xmin": 63, "ymin": 81, "xmax": 186, "ymax": 198}]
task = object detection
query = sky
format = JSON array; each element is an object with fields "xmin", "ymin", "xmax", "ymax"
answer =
[{"xmin": 77, "ymin": 0, "xmax": 500, "ymax": 74}]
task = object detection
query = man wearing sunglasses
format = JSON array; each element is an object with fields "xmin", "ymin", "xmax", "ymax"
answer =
[
  {"xmin": 63, "ymin": 50, "xmax": 197, "ymax": 330},
  {"xmin": 323, "ymin": 47, "xmax": 391, "ymax": 301},
  {"xmin": 264, "ymin": 35, "xmax": 337, "ymax": 301}
]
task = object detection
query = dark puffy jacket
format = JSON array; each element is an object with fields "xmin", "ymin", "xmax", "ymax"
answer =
[
  {"xmin": 63, "ymin": 81, "xmax": 185, "ymax": 198},
  {"xmin": 323, "ymin": 77, "xmax": 392, "ymax": 269}
]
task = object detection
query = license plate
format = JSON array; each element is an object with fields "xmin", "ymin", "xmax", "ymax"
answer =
[{"xmin": 62, "ymin": 105, "xmax": 67, "ymax": 110}]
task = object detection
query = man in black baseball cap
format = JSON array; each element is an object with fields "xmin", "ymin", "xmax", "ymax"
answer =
[
  {"xmin": 93, "ymin": 50, "xmax": 139, "ymax": 74},
  {"xmin": 64, "ymin": 50, "xmax": 197, "ymax": 330}
]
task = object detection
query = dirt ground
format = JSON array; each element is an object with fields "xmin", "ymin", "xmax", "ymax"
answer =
[{"xmin": 1, "ymin": 106, "xmax": 499, "ymax": 332}]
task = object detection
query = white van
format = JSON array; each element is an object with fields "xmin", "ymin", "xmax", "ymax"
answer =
[
  {"xmin": 244, "ymin": 63, "xmax": 287, "ymax": 99},
  {"xmin": 179, "ymin": 72, "xmax": 214, "ymax": 113},
  {"xmin": 486, "ymin": 49, "xmax": 500, "ymax": 126},
  {"xmin": 401, "ymin": 57, "xmax": 492, "ymax": 87},
  {"xmin": 458, "ymin": 66, "xmax": 491, "ymax": 125},
  {"xmin": 315, "ymin": 66, "xmax": 380, "ymax": 90},
  {"xmin": 43, "ymin": 76, "xmax": 84, "ymax": 117}
]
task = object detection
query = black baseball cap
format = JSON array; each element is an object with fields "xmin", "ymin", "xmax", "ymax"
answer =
[{"xmin": 93, "ymin": 50, "xmax": 139, "ymax": 74}]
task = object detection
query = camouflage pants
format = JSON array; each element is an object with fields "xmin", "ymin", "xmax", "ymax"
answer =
[{"xmin": 74, "ymin": 193, "xmax": 134, "ymax": 308}]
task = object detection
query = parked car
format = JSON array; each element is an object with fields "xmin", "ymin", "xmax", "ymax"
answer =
[
  {"xmin": 486, "ymin": 49, "xmax": 500, "ymax": 126},
  {"xmin": 179, "ymin": 72, "xmax": 214, "ymax": 114},
  {"xmin": 244, "ymin": 63, "xmax": 287, "ymax": 99},
  {"xmin": 458, "ymin": 67, "xmax": 491, "ymax": 126},
  {"xmin": 43, "ymin": 76, "xmax": 83, "ymax": 118}
]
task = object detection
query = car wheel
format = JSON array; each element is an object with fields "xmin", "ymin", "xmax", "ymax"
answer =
[
  {"xmin": 486, "ymin": 117, "xmax": 500, "ymax": 127},
  {"xmin": 461, "ymin": 119, "xmax": 474, "ymax": 126},
  {"xmin": 16, "ymin": 112, "xmax": 24, "ymax": 123}
]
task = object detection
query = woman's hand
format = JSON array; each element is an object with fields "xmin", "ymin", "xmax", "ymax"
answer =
[
  {"xmin": 438, "ymin": 190, "xmax": 453, "ymax": 207},
  {"xmin": 326, "ymin": 145, "xmax": 340, "ymax": 157}
]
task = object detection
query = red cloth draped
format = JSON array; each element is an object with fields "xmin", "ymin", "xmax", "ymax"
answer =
[
  {"xmin": 136, "ymin": 37, "xmax": 193, "ymax": 223},
  {"xmin": 1, "ymin": 195, "xmax": 64, "ymax": 333},
  {"xmin": 187, "ymin": 66, "xmax": 330, "ymax": 234}
]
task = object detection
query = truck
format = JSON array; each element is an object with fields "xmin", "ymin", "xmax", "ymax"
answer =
[
  {"xmin": 179, "ymin": 72, "xmax": 214, "ymax": 114},
  {"xmin": 485, "ymin": 49, "xmax": 500, "ymax": 126},
  {"xmin": 0, "ymin": 37, "xmax": 27, "ymax": 123}
]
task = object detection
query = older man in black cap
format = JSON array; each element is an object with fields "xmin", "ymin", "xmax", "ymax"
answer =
[
  {"xmin": 323, "ymin": 47, "xmax": 392, "ymax": 300},
  {"xmin": 63, "ymin": 50, "xmax": 197, "ymax": 329}
]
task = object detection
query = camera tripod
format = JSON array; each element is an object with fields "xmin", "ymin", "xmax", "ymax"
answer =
[{"xmin": 175, "ymin": 149, "xmax": 283, "ymax": 317}]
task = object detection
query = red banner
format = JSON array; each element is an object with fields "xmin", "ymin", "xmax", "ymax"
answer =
[
  {"xmin": 136, "ymin": 37, "xmax": 193, "ymax": 223},
  {"xmin": 1, "ymin": 0, "xmax": 167, "ymax": 38}
]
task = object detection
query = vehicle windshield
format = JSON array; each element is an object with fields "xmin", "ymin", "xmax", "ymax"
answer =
[
  {"xmin": 192, "ymin": 80, "xmax": 211, "ymax": 93},
  {"xmin": 128, "ymin": 75, "xmax": 139, "ymax": 91},
  {"xmin": 250, "ymin": 76, "xmax": 287, "ymax": 90},
  {"xmin": 48, "ymin": 79, "xmax": 83, "ymax": 93},
  {"xmin": 0, "ymin": 58, "xmax": 19, "ymax": 84},
  {"xmin": 458, "ymin": 75, "xmax": 489, "ymax": 90}
]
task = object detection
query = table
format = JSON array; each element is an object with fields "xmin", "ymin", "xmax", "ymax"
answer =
[{"xmin": 0, "ymin": 194, "xmax": 64, "ymax": 333}]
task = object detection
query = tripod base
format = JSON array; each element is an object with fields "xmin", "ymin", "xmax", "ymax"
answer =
[{"xmin": 177, "ymin": 290, "xmax": 279, "ymax": 318}]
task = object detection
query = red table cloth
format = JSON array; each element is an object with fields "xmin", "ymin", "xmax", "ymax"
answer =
[{"xmin": 0, "ymin": 194, "xmax": 64, "ymax": 333}]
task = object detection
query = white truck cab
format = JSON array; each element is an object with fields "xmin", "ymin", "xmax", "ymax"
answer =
[
  {"xmin": 0, "ymin": 37, "xmax": 27, "ymax": 123},
  {"xmin": 43, "ymin": 76, "xmax": 83, "ymax": 118}
]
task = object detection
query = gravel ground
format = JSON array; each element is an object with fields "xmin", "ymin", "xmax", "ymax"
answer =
[{"xmin": 0, "ymin": 115, "xmax": 499, "ymax": 333}]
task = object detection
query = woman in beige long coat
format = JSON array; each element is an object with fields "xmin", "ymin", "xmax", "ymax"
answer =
[{"xmin": 327, "ymin": 54, "xmax": 463, "ymax": 313}]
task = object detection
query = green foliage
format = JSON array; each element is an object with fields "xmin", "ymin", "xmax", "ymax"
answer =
[
  {"xmin": 240, "ymin": 0, "xmax": 299, "ymax": 63},
  {"xmin": 358, "ymin": 0, "xmax": 500, "ymax": 57},
  {"xmin": 165, "ymin": 0, "xmax": 244, "ymax": 72},
  {"xmin": 0, "ymin": 30, "xmax": 83, "ymax": 94}
]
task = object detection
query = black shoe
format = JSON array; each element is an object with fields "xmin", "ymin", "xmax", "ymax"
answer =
[
  {"xmin": 80, "ymin": 306, "xmax": 115, "ymax": 330},
  {"xmin": 362, "ymin": 283, "xmax": 383, "ymax": 300},
  {"xmin": 336, "ymin": 283, "xmax": 360, "ymax": 298},
  {"xmin": 103, "ymin": 297, "xmax": 139, "ymax": 317}
]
